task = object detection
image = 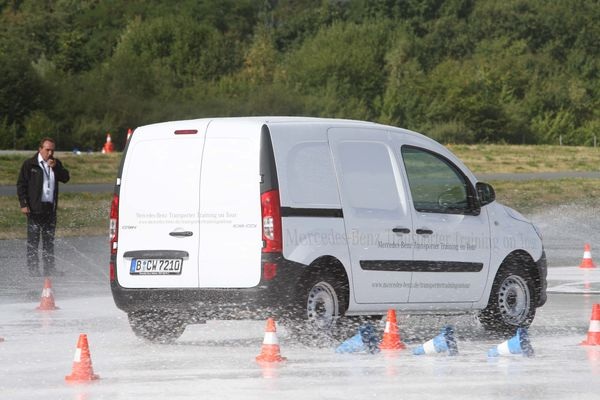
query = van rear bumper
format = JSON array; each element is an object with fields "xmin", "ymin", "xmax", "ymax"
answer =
[{"xmin": 110, "ymin": 253, "xmax": 307, "ymax": 318}]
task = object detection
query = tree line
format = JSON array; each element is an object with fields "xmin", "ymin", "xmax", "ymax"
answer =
[{"xmin": 1, "ymin": 0, "xmax": 598, "ymax": 150}]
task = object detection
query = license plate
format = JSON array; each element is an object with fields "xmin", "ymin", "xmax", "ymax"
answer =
[{"xmin": 130, "ymin": 258, "xmax": 183, "ymax": 275}]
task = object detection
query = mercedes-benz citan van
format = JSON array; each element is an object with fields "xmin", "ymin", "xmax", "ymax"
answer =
[{"xmin": 109, "ymin": 117, "xmax": 546, "ymax": 342}]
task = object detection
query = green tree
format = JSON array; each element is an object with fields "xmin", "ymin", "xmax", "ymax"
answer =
[{"xmin": 278, "ymin": 20, "xmax": 391, "ymax": 119}]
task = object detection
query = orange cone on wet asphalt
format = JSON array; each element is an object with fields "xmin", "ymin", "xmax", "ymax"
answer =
[
  {"xmin": 579, "ymin": 243, "xmax": 596, "ymax": 269},
  {"xmin": 379, "ymin": 309, "xmax": 406, "ymax": 350},
  {"xmin": 256, "ymin": 318, "xmax": 286, "ymax": 363},
  {"xmin": 36, "ymin": 278, "xmax": 59, "ymax": 311},
  {"xmin": 65, "ymin": 334, "xmax": 100, "ymax": 382},
  {"xmin": 581, "ymin": 304, "xmax": 600, "ymax": 346}
]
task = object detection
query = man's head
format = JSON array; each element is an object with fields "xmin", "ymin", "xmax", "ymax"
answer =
[{"xmin": 38, "ymin": 137, "xmax": 56, "ymax": 161}]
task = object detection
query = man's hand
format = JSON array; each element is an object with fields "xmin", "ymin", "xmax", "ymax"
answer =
[
  {"xmin": 47, "ymin": 158, "xmax": 56, "ymax": 168},
  {"xmin": 21, "ymin": 206, "xmax": 30, "ymax": 215}
]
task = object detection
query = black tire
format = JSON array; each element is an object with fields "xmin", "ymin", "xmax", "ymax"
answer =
[
  {"xmin": 282, "ymin": 269, "xmax": 351, "ymax": 346},
  {"xmin": 478, "ymin": 263, "xmax": 536, "ymax": 336},
  {"xmin": 128, "ymin": 310, "xmax": 187, "ymax": 343}
]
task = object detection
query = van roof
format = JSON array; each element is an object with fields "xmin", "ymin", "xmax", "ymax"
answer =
[
  {"xmin": 139, "ymin": 116, "xmax": 432, "ymax": 141},
  {"xmin": 133, "ymin": 116, "xmax": 473, "ymax": 182}
]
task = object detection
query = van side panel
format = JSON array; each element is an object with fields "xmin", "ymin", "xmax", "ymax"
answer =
[
  {"xmin": 197, "ymin": 120, "xmax": 262, "ymax": 288},
  {"xmin": 269, "ymin": 123, "xmax": 340, "ymax": 209},
  {"xmin": 268, "ymin": 123, "xmax": 349, "ymax": 270}
]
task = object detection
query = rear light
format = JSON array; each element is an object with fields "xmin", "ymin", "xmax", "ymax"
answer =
[
  {"xmin": 174, "ymin": 129, "xmax": 198, "ymax": 135},
  {"xmin": 109, "ymin": 193, "xmax": 119, "ymax": 256},
  {"xmin": 261, "ymin": 190, "xmax": 282, "ymax": 253}
]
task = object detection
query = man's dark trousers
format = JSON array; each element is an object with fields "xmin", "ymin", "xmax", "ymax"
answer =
[{"xmin": 27, "ymin": 202, "xmax": 57, "ymax": 275}]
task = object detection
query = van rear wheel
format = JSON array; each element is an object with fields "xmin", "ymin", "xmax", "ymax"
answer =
[
  {"xmin": 128, "ymin": 310, "xmax": 187, "ymax": 343},
  {"xmin": 283, "ymin": 270, "xmax": 351, "ymax": 345}
]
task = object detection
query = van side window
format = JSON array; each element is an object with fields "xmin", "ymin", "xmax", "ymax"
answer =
[
  {"xmin": 401, "ymin": 146, "xmax": 471, "ymax": 214},
  {"xmin": 338, "ymin": 141, "xmax": 402, "ymax": 216}
]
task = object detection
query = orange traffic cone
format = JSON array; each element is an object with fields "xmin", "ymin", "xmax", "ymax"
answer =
[
  {"xmin": 581, "ymin": 304, "xmax": 600, "ymax": 346},
  {"xmin": 126, "ymin": 128, "xmax": 133, "ymax": 141},
  {"xmin": 379, "ymin": 309, "xmax": 406, "ymax": 350},
  {"xmin": 256, "ymin": 318, "xmax": 286, "ymax": 363},
  {"xmin": 579, "ymin": 244, "xmax": 596, "ymax": 269},
  {"xmin": 36, "ymin": 278, "xmax": 59, "ymax": 311},
  {"xmin": 65, "ymin": 334, "xmax": 100, "ymax": 382},
  {"xmin": 101, "ymin": 133, "xmax": 114, "ymax": 154}
]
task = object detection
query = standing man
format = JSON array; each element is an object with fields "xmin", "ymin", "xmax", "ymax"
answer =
[{"xmin": 17, "ymin": 137, "xmax": 70, "ymax": 276}]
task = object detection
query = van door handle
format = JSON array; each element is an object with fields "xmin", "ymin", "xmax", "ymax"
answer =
[
  {"xmin": 169, "ymin": 230, "xmax": 194, "ymax": 237},
  {"xmin": 392, "ymin": 227, "xmax": 410, "ymax": 234},
  {"xmin": 416, "ymin": 229, "xmax": 433, "ymax": 235}
]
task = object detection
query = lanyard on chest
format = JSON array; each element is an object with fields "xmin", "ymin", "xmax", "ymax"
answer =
[{"xmin": 40, "ymin": 162, "xmax": 51, "ymax": 189}]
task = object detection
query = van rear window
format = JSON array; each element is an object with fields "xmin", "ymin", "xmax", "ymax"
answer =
[{"xmin": 287, "ymin": 142, "xmax": 339, "ymax": 206}]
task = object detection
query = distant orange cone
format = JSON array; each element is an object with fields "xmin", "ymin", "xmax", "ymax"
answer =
[
  {"xmin": 256, "ymin": 318, "xmax": 286, "ymax": 363},
  {"xmin": 126, "ymin": 128, "xmax": 133, "ymax": 141},
  {"xmin": 36, "ymin": 278, "xmax": 59, "ymax": 311},
  {"xmin": 579, "ymin": 244, "xmax": 596, "ymax": 269},
  {"xmin": 379, "ymin": 309, "xmax": 406, "ymax": 350},
  {"xmin": 101, "ymin": 133, "xmax": 114, "ymax": 154},
  {"xmin": 65, "ymin": 334, "xmax": 100, "ymax": 382},
  {"xmin": 581, "ymin": 304, "xmax": 600, "ymax": 346}
]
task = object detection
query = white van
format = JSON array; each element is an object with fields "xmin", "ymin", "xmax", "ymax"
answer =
[{"xmin": 109, "ymin": 117, "xmax": 546, "ymax": 342}]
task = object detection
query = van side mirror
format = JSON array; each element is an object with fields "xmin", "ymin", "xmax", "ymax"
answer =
[{"xmin": 476, "ymin": 182, "xmax": 495, "ymax": 206}]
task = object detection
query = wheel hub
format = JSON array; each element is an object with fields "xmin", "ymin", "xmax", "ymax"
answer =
[
  {"xmin": 498, "ymin": 275, "xmax": 530, "ymax": 324},
  {"xmin": 307, "ymin": 281, "xmax": 339, "ymax": 330}
]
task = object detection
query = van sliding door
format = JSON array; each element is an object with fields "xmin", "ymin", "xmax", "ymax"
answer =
[{"xmin": 328, "ymin": 128, "xmax": 413, "ymax": 304}]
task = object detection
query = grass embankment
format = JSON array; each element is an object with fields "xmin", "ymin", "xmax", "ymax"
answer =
[
  {"xmin": 449, "ymin": 144, "xmax": 600, "ymax": 173},
  {"xmin": 0, "ymin": 192, "xmax": 110, "ymax": 239},
  {"xmin": 0, "ymin": 152, "xmax": 121, "ymax": 185},
  {"xmin": 0, "ymin": 145, "xmax": 598, "ymax": 239},
  {"xmin": 0, "ymin": 152, "xmax": 120, "ymax": 239},
  {"xmin": 452, "ymin": 144, "xmax": 600, "ymax": 214}
]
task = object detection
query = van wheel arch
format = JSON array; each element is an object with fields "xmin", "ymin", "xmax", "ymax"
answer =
[
  {"xmin": 479, "ymin": 251, "xmax": 538, "ymax": 335},
  {"xmin": 305, "ymin": 256, "xmax": 350, "ymax": 312}
]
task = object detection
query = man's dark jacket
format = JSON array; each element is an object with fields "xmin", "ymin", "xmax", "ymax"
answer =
[{"xmin": 17, "ymin": 154, "xmax": 70, "ymax": 214}]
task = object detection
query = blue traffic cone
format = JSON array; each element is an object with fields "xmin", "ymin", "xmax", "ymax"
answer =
[
  {"xmin": 413, "ymin": 326, "xmax": 458, "ymax": 356},
  {"xmin": 336, "ymin": 323, "xmax": 380, "ymax": 354},
  {"xmin": 488, "ymin": 328, "xmax": 534, "ymax": 357}
]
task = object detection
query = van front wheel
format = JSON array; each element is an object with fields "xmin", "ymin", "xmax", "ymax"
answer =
[
  {"xmin": 128, "ymin": 310, "xmax": 187, "ymax": 343},
  {"xmin": 478, "ymin": 265, "xmax": 536, "ymax": 335}
]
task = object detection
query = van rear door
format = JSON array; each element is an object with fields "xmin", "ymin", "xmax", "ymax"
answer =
[
  {"xmin": 117, "ymin": 120, "xmax": 263, "ymax": 289},
  {"xmin": 117, "ymin": 121, "xmax": 208, "ymax": 288},
  {"xmin": 197, "ymin": 120, "xmax": 262, "ymax": 288}
]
